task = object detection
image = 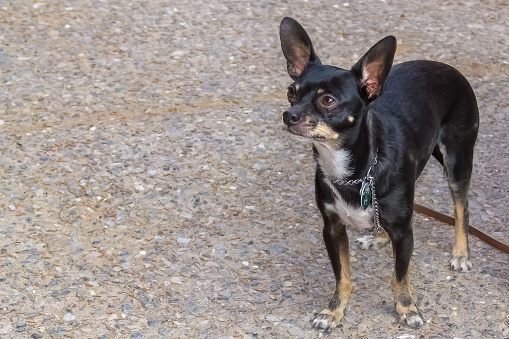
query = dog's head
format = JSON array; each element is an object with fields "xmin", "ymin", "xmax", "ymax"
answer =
[{"xmin": 280, "ymin": 17, "xmax": 397, "ymax": 144}]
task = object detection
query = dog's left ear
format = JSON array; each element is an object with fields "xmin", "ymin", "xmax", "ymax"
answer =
[{"xmin": 351, "ymin": 36, "xmax": 397, "ymax": 99}]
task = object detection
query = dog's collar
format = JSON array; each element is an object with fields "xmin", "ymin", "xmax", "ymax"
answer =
[
  {"xmin": 332, "ymin": 154, "xmax": 377, "ymax": 187},
  {"xmin": 333, "ymin": 152, "xmax": 384, "ymax": 235}
]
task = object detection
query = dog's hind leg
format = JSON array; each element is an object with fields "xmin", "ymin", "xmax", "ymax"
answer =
[
  {"xmin": 312, "ymin": 216, "xmax": 353, "ymax": 331},
  {"xmin": 355, "ymin": 230, "xmax": 390, "ymax": 250},
  {"xmin": 438, "ymin": 138, "xmax": 476, "ymax": 272},
  {"xmin": 438, "ymin": 77, "xmax": 479, "ymax": 272}
]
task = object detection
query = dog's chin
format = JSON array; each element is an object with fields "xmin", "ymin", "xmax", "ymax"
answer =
[{"xmin": 282, "ymin": 125, "xmax": 328, "ymax": 142}]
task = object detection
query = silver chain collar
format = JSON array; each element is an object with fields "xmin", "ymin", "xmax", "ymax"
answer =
[{"xmin": 332, "ymin": 153, "xmax": 384, "ymax": 235}]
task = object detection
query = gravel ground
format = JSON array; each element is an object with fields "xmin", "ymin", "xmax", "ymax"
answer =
[{"xmin": 1, "ymin": 0, "xmax": 508, "ymax": 338}]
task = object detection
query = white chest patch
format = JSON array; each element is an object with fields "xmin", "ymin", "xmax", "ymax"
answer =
[
  {"xmin": 313, "ymin": 142, "xmax": 352, "ymax": 180},
  {"xmin": 323, "ymin": 180, "xmax": 375, "ymax": 229},
  {"xmin": 313, "ymin": 142, "xmax": 374, "ymax": 229}
]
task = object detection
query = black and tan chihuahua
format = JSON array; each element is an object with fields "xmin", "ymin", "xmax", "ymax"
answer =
[{"xmin": 279, "ymin": 17, "xmax": 479, "ymax": 329}]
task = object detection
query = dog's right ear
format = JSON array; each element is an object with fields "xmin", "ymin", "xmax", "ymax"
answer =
[{"xmin": 280, "ymin": 17, "xmax": 321, "ymax": 80}]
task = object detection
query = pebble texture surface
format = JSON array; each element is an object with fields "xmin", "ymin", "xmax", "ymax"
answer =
[{"xmin": 0, "ymin": 0, "xmax": 508, "ymax": 338}]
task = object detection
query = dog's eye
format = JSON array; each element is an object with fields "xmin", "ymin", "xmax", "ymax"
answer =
[{"xmin": 321, "ymin": 95, "xmax": 336, "ymax": 107}]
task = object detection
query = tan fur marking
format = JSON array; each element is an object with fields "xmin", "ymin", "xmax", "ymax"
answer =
[
  {"xmin": 378, "ymin": 230, "xmax": 390, "ymax": 241},
  {"xmin": 390, "ymin": 241, "xmax": 421, "ymax": 326},
  {"xmin": 391, "ymin": 270, "xmax": 423, "ymax": 327},
  {"xmin": 321, "ymin": 277, "xmax": 352, "ymax": 312},
  {"xmin": 391, "ymin": 272, "xmax": 417, "ymax": 314},
  {"xmin": 317, "ymin": 277, "xmax": 352, "ymax": 323},
  {"xmin": 355, "ymin": 232, "xmax": 390, "ymax": 250},
  {"xmin": 317, "ymin": 88, "xmax": 324, "ymax": 94},
  {"xmin": 295, "ymin": 84, "xmax": 300, "ymax": 91},
  {"xmin": 348, "ymin": 116, "xmax": 355, "ymax": 123},
  {"xmin": 374, "ymin": 231, "xmax": 390, "ymax": 248},
  {"xmin": 315, "ymin": 236, "xmax": 353, "ymax": 327},
  {"xmin": 339, "ymin": 239, "xmax": 353, "ymax": 301},
  {"xmin": 453, "ymin": 202, "xmax": 468, "ymax": 257},
  {"xmin": 339, "ymin": 240, "xmax": 352, "ymax": 282},
  {"xmin": 312, "ymin": 122, "xmax": 340, "ymax": 140},
  {"xmin": 395, "ymin": 301, "xmax": 419, "ymax": 315},
  {"xmin": 334, "ymin": 238, "xmax": 353, "ymax": 312}
]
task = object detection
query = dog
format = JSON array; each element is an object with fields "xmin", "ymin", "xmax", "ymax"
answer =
[{"xmin": 279, "ymin": 17, "xmax": 479, "ymax": 330}]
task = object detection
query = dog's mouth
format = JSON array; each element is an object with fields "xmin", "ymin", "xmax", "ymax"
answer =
[{"xmin": 282, "ymin": 125, "xmax": 327, "ymax": 141}]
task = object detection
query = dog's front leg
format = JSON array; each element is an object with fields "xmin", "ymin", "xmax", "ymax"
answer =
[
  {"xmin": 312, "ymin": 215, "xmax": 353, "ymax": 331},
  {"xmin": 390, "ymin": 226, "xmax": 424, "ymax": 328}
]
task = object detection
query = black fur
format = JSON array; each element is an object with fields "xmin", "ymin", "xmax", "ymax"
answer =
[{"xmin": 279, "ymin": 17, "xmax": 479, "ymax": 329}]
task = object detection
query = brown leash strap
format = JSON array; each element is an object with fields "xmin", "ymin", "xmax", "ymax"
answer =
[{"xmin": 413, "ymin": 203, "xmax": 509, "ymax": 255}]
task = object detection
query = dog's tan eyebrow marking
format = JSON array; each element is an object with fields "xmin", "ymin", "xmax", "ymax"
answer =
[
  {"xmin": 348, "ymin": 116, "xmax": 355, "ymax": 123},
  {"xmin": 317, "ymin": 89, "xmax": 324, "ymax": 94},
  {"xmin": 295, "ymin": 84, "xmax": 300, "ymax": 91}
]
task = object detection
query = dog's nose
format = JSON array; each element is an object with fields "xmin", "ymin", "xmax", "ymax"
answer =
[{"xmin": 283, "ymin": 110, "xmax": 302, "ymax": 126}]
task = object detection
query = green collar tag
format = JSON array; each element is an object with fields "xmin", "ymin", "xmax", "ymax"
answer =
[{"xmin": 360, "ymin": 181, "xmax": 372, "ymax": 210}]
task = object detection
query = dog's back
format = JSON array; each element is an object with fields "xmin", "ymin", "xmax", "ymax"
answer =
[
  {"xmin": 381, "ymin": 60, "xmax": 478, "ymax": 126},
  {"xmin": 369, "ymin": 60, "xmax": 479, "ymax": 179}
]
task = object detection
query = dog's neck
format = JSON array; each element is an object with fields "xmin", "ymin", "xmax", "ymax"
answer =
[
  {"xmin": 312, "ymin": 114, "xmax": 373, "ymax": 181},
  {"xmin": 313, "ymin": 143, "xmax": 353, "ymax": 180}
]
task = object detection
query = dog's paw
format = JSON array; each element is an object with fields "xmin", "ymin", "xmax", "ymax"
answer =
[
  {"xmin": 311, "ymin": 309, "xmax": 342, "ymax": 331},
  {"xmin": 395, "ymin": 295, "xmax": 424, "ymax": 329},
  {"xmin": 355, "ymin": 235, "xmax": 390, "ymax": 250},
  {"xmin": 450, "ymin": 256, "xmax": 472, "ymax": 272},
  {"xmin": 399, "ymin": 311, "xmax": 424, "ymax": 328}
]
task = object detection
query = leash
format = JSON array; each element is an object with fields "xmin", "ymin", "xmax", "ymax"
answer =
[{"xmin": 413, "ymin": 203, "xmax": 509, "ymax": 255}]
